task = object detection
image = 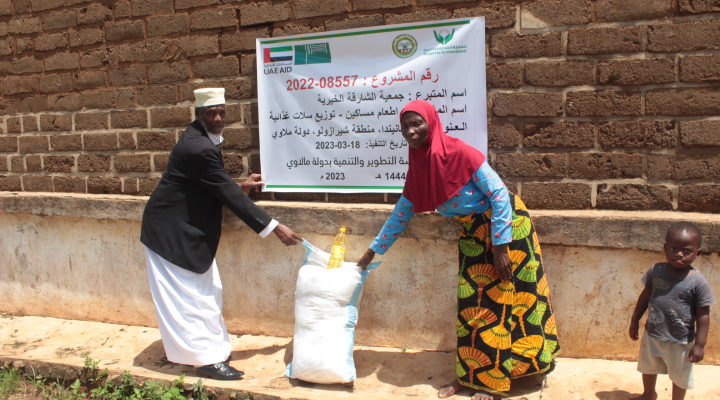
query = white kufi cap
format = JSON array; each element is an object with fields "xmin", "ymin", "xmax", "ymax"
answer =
[{"xmin": 194, "ymin": 88, "xmax": 226, "ymax": 108}]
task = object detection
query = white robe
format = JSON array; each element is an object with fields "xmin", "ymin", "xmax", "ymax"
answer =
[{"xmin": 145, "ymin": 247, "xmax": 231, "ymax": 366}]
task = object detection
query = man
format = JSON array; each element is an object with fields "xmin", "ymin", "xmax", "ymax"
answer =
[{"xmin": 140, "ymin": 88, "xmax": 301, "ymax": 380}]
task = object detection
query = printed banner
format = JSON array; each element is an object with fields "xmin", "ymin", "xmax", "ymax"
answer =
[{"xmin": 257, "ymin": 18, "xmax": 486, "ymax": 192}]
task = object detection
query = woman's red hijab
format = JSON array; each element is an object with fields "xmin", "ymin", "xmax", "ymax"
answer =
[{"xmin": 402, "ymin": 100, "xmax": 486, "ymax": 213}]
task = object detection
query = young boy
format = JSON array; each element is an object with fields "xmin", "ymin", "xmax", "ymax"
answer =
[{"xmin": 629, "ymin": 221, "xmax": 715, "ymax": 400}]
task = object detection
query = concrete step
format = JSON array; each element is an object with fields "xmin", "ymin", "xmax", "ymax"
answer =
[{"xmin": 1, "ymin": 315, "xmax": 719, "ymax": 400}]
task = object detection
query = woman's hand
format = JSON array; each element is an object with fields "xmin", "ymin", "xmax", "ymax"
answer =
[
  {"xmin": 356, "ymin": 248, "xmax": 376, "ymax": 271},
  {"xmin": 493, "ymin": 244, "xmax": 512, "ymax": 281},
  {"xmin": 240, "ymin": 173, "xmax": 265, "ymax": 194}
]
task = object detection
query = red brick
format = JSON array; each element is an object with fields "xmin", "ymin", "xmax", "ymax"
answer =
[
  {"xmin": 596, "ymin": 184, "xmax": 672, "ymax": 211},
  {"xmin": 153, "ymin": 154, "xmax": 169, "ymax": 172},
  {"xmin": 598, "ymin": 58, "xmax": 675, "ymax": 85},
  {"xmin": 0, "ymin": 156, "xmax": 7, "ymax": 172},
  {"xmin": 190, "ymin": 7, "xmax": 237, "ymax": 30},
  {"xmin": 34, "ymin": 32, "xmax": 68, "ymax": 52},
  {"xmin": 0, "ymin": 0, "xmax": 9, "ymax": 15},
  {"xmin": 293, "ymin": 0, "xmax": 347, "ymax": 19},
  {"xmin": 678, "ymin": 185, "xmax": 720, "ymax": 213},
  {"xmin": 22, "ymin": 116, "xmax": 38, "ymax": 132},
  {"xmin": 249, "ymin": 153, "xmax": 261, "ymax": 174},
  {"xmin": 136, "ymin": 85, "xmax": 177, "ymax": 106},
  {"xmin": 0, "ymin": 39, "xmax": 11, "ymax": 56},
  {"xmin": 73, "ymin": 70, "xmax": 107, "ymax": 90},
  {"xmin": 78, "ymin": 154, "xmax": 110, "ymax": 172},
  {"xmin": 325, "ymin": 14, "xmax": 384, "ymax": 31},
  {"xmin": 177, "ymin": 35, "xmax": 219, "ymax": 57},
  {"xmin": 69, "ymin": 28, "xmax": 103, "ymax": 47},
  {"xmin": 648, "ymin": 20, "xmax": 720, "ymax": 53},
  {"xmin": 487, "ymin": 63, "xmax": 522, "ymax": 89},
  {"xmin": 19, "ymin": 136, "xmax": 49, "ymax": 154},
  {"xmin": 8, "ymin": 17, "xmax": 40, "ymax": 34},
  {"xmin": 495, "ymin": 153, "xmax": 565, "ymax": 178},
  {"xmin": 113, "ymin": 0, "xmax": 130, "ymax": 17},
  {"xmin": 137, "ymin": 131, "xmax": 176, "ymax": 150},
  {"xmin": 240, "ymin": 54, "xmax": 256, "ymax": 76},
  {"xmin": 221, "ymin": 27, "xmax": 269, "ymax": 52},
  {"xmin": 175, "ymin": 0, "xmax": 219, "ymax": 10},
  {"xmin": 122, "ymin": 177, "xmax": 139, "ymax": 195},
  {"xmin": 130, "ymin": 0, "xmax": 172, "ymax": 16},
  {"xmin": 106, "ymin": 21, "xmax": 145, "ymax": 42},
  {"xmin": 44, "ymin": 155, "xmax": 75, "ymax": 172},
  {"xmin": 42, "ymin": 10, "xmax": 76, "ymax": 30},
  {"xmin": 524, "ymin": 122, "xmax": 594, "ymax": 148},
  {"xmin": 568, "ymin": 26, "xmax": 644, "ymax": 55},
  {"xmin": 352, "ymin": 0, "xmax": 411, "ymax": 10},
  {"xmin": 23, "ymin": 175, "xmax": 53, "ymax": 192},
  {"xmin": 657, "ymin": 154, "xmax": 720, "ymax": 180},
  {"xmin": 47, "ymin": 94, "xmax": 82, "ymax": 111},
  {"xmin": 595, "ymin": 0, "xmax": 673, "ymax": 22},
  {"xmin": 76, "ymin": 4, "xmax": 112, "ymax": 25},
  {"xmin": 3, "ymin": 76, "xmax": 37, "ymax": 95},
  {"xmin": 151, "ymin": 108, "xmax": 191, "ymax": 128},
  {"xmin": 84, "ymin": 133, "xmax": 117, "ymax": 151},
  {"xmin": 16, "ymin": 96, "xmax": 48, "ymax": 113},
  {"xmin": 680, "ymin": 119, "xmax": 720, "ymax": 147},
  {"xmin": 53, "ymin": 176, "xmax": 85, "ymax": 193},
  {"xmin": 135, "ymin": 41, "xmax": 175, "ymax": 63},
  {"xmin": 521, "ymin": 0, "xmax": 591, "ymax": 27},
  {"xmin": 111, "ymin": 110, "xmax": 147, "ymax": 129},
  {"xmin": 138, "ymin": 177, "xmax": 161, "ymax": 195},
  {"xmin": 10, "ymin": 156, "xmax": 24, "ymax": 172},
  {"xmin": 13, "ymin": 0, "xmax": 28, "ymax": 12},
  {"xmin": 119, "ymin": 132, "xmax": 136, "ymax": 150},
  {"xmin": 224, "ymin": 104, "xmax": 243, "ymax": 125},
  {"xmin": 525, "ymin": 61, "xmax": 594, "ymax": 87},
  {"xmin": 12, "ymin": 57, "xmax": 43, "ymax": 75},
  {"xmin": 646, "ymin": 88, "xmax": 720, "ymax": 116},
  {"xmin": 148, "ymin": 62, "xmax": 190, "ymax": 84},
  {"xmin": 680, "ymin": 54, "xmax": 720, "ymax": 83},
  {"xmin": 45, "ymin": 52, "xmax": 79, "ymax": 71},
  {"xmin": 222, "ymin": 153, "xmax": 243, "ymax": 174},
  {"xmin": 490, "ymin": 32, "xmax": 562, "ymax": 58},
  {"xmin": 569, "ymin": 152, "xmax": 643, "ymax": 179},
  {"xmin": 221, "ymin": 79, "xmax": 255, "ymax": 100},
  {"xmin": 80, "ymin": 49, "xmax": 109, "ymax": 69},
  {"xmin": 17, "ymin": 37, "xmax": 34, "ymax": 54},
  {"xmin": 242, "ymin": 103, "xmax": 258, "ymax": 125},
  {"xmin": 75, "ymin": 112, "xmax": 108, "ymax": 131},
  {"xmin": 31, "ymin": 0, "xmax": 64, "ymax": 11},
  {"xmin": 488, "ymin": 123, "xmax": 522, "ymax": 148},
  {"xmin": 114, "ymin": 153, "xmax": 151, "ymax": 172},
  {"xmin": 0, "ymin": 98, "xmax": 15, "ymax": 116},
  {"xmin": 109, "ymin": 65, "xmax": 147, "ymax": 86},
  {"xmin": 82, "ymin": 88, "xmax": 135, "ymax": 109},
  {"xmin": 192, "ymin": 56, "xmax": 239, "ymax": 78},
  {"xmin": 239, "ymin": 1, "xmax": 290, "ymax": 26},
  {"xmin": 25, "ymin": 155, "xmax": 42, "ymax": 172},
  {"xmin": 598, "ymin": 120, "xmax": 675, "ymax": 148},
  {"xmin": 567, "ymin": 90, "xmax": 641, "ymax": 117},
  {"xmin": 147, "ymin": 14, "xmax": 188, "ymax": 36},
  {"xmin": 679, "ymin": 0, "xmax": 720, "ymax": 14},
  {"xmin": 7, "ymin": 118, "xmax": 21, "ymax": 133},
  {"xmin": 50, "ymin": 134, "xmax": 82, "ymax": 151},
  {"xmin": 87, "ymin": 176, "xmax": 122, "ymax": 194},
  {"xmin": 492, "ymin": 92, "xmax": 563, "ymax": 117},
  {"xmin": 452, "ymin": 3, "xmax": 516, "ymax": 29},
  {"xmin": 384, "ymin": 8, "xmax": 451, "ymax": 25},
  {"xmin": 40, "ymin": 114, "xmax": 72, "ymax": 132},
  {"xmin": 0, "ymin": 175, "xmax": 22, "ymax": 191},
  {"xmin": 221, "ymin": 127, "xmax": 256, "ymax": 150},
  {"xmin": 521, "ymin": 183, "xmax": 592, "ymax": 209},
  {"xmin": 38, "ymin": 73, "xmax": 73, "ymax": 93},
  {"xmin": 647, "ymin": 154, "xmax": 673, "ymax": 180}
]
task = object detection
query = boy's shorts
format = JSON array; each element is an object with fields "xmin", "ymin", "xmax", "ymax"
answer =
[{"xmin": 637, "ymin": 332, "xmax": 694, "ymax": 389}]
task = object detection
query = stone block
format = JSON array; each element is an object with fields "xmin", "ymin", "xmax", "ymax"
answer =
[
  {"xmin": 137, "ymin": 131, "xmax": 176, "ymax": 150},
  {"xmin": 176, "ymin": 0, "xmax": 220, "ymax": 10},
  {"xmin": 69, "ymin": 28, "xmax": 103, "ymax": 47},
  {"xmin": 384, "ymin": 8, "xmax": 452, "ymax": 25},
  {"xmin": 598, "ymin": 58, "xmax": 675, "ymax": 85},
  {"xmin": 676, "ymin": 155, "xmax": 720, "ymax": 180},
  {"xmin": 524, "ymin": 122, "xmax": 594, "ymax": 148},
  {"xmin": 490, "ymin": 31, "xmax": 562, "ymax": 58},
  {"xmin": 16, "ymin": 96, "xmax": 48, "ymax": 113},
  {"xmin": 221, "ymin": 27, "xmax": 269, "ymax": 52},
  {"xmin": 679, "ymin": 0, "xmax": 720, "ymax": 14},
  {"xmin": 122, "ymin": 177, "xmax": 139, "ymax": 194},
  {"xmin": 293, "ymin": 0, "xmax": 347, "ymax": 19},
  {"xmin": 153, "ymin": 154, "xmax": 169, "ymax": 172},
  {"xmin": 7, "ymin": 118, "xmax": 21, "ymax": 133},
  {"xmin": 190, "ymin": 7, "xmax": 238, "ymax": 30},
  {"xmin": 646, "ymin": 88, "xmax": 720, "ymax": 116},
  {"xmin": 0, "ymin": 175, "xmax": 22, "ymax": 191},
  {"xmin": 325, "ymin": 14, "xmax": 384, "ymax": 31},
  {"xmin": 680, "ymin": 119, "xmax": 720, "ymax": 147},
  {"xmin": 109, "ymin": 65, "xmax": 147, "ymax": 86},
  {"xmin": 138, "ymin": 177, "xmax": 161, "ymax": 195},
  {"xmin": 16, "ymin": 37, "xmax": 33, "ymax": 55},
  {"xmin": 678, "ymin": 185, "xmax": 720, "ymax": 213},
  {"xmin": 12, "ymin": 57, "xmax": 43, "ymax": 75},
  {"xmin": 595, "ymin": 0, "xmax": 672, "ymax": 22},
  {"xmin": 239, "ymin": 1, "xmax": 290, "ymax": 26},
  {"xmin": 492, "ymin": 92, "xmax": 563, "ymax": 117},
  {"xmin": 220, "ymin": 79, "xmax": 255, "ymax": 100},
  {"xmin": 73, "ymin": 70, "xmax": 107, "ymax": 90},
  {"xmin": 240, "ymin": 54, "xmax": 256, "ymax": 76},
  {"xmin": 3, "ymin": 76, "xmax": 37, "ymax": 95},
  {"xmin": 151, "ymin": 108, "xmax": 191, "ymax": 128},
  {"xmin": 38, "ymin": 73, "xmax": 73, "ymax": 93},
  {"xmin": 598, "ymin": 120, "xmax": 675, "ymax": 148},
  {"xmin": 53, "ymin": 176, "xmax": 86, "ymax": 193},
  {"xmin": 486, "ymin": 63, "xmax": 522, "ymax": 89},
  {"xmin": 596, "ymin": 184, "xmax": 673, "ymax": 211},
  {"xmin": 567, "ymin": 90, "xmax": 641, "ymax": 117},
  {"xmin": 84, "ymin": 133, "xmax": 117, "ymax": 151},
  {"xmin": 452, "ymin": 3, "xmax": 516, "ymax": 29},
  {"xmin": 147, "ymin": 14, "xmax": 188, "ymax": 37},
  {"xmin": 192, "ymin": 56, "xmax": 239, "ymax": 79},
  {"xmin": 680, "ymin": 54, "xmax": 720, "ymax": 83},
  {"xmin": 111, "ymin": 110, "xmax": 147, "ymax": 129},
  {"xmin": 45, "ymin": 52, "xmax": 79, "ymax": 71},
  {"xmin": 0, "ymin": 156, "xmax": 7, "ymax": 172},
  {"xmin": 50, "ymin": 134, "xmax": 82, "ymax": 151},
  {"xmin": 224, "ymin": 104, "xmax": 243, "ymax": 125},
  {"xmin": 19, "ymin": 136, "xmax": 49, "ymax": 154},
  {"xmin": 177, "ymin": 35, "xmax": 219, "ymax": 57},
  {"xmin": 78, "ymin": 154, "xmax": 110, "ymax": 172},
  {"xmin": 26, "ymin": 155, "xmax": 42, "ymax": 172},
  {"xmin": 119, "ymin": 132, "xmax": 136, "ymax": 150},
  {"xmin": 352, "ymin": 0, "xmax": 411, "ymax": 10},
  {"xmin": 44, "ymin": 155, "xmax": 75, "ymax": 172},
  {"xmin": 40, "ymin": 114, "xmax": 72, "ymax": 132},
  {"xmin": 10, "ymin": 156, "xmax": 24, "ymax": 172},
  {"xmin": 87, "ymin": 176, "xmax": 122, "ymax": 194},
  {"xmin": 647, "ymin": 154, "xmax": 674, "ymax": 180},
  {"xmin": 568, "ymin": 26, "xmax": 644, "ymax": 55},
  {"xmin": 495, "ymin": 153, "xmax": 566, "ymax": 178},
  {"xmin": 222, "ymin": 153, "xmax": 243, "ymax": 174},
  {"xmin": 42, "ymin": 10, "xmax": 76, "ymax": 30},
  {"xmin": 488, "ymin": 123, "xmax": 522, "ymax": 148},
  {"xmin": 47, "ymin": 94, "xmax": 82, "ymax": 112},
  {"xmin": 130, "ymin": 0, "xmax": 172, "ymax": 16},
  {"xmin": 521, "ymin": 183, "xmax": 592, "ymax": 209},
  {"xmin": 30, "ymin": 0, "xmax": 64, "ymax": 11},
  {"xmin": 136, "ymin": 85, "xmax": 177, "ymax": 106},
  {"xmin": 221, "ymin": 127, "xmax": 256, "ymax": 150},
  {"xmin": 648, "ymin": 20, "xmax": 720, "ymax": 53},
  {"xmin": 0, "ymin": 39, "xmax": 11, "ymax": 56},
  {"xmin": 34, "ymin": 32, "xmax": 69, "ymax": 52},
  {"xmin": 521, "ymin": 0, "xmax": 591, "ymax": 27},
  {"xmin": 76, "ymin": 4, "xmax": 112, "ymax": 25},
  {"xmin": 23, "ymin": 175, "xmax": 53, "ymax": 192},
  {"xmin": 114, "ymin": 153, "xmax": 151, "ymax": 173},
  {"xmin": 75, "ymin": 112, "xmax": 109, "ymax": 131},
  {"xmin": 569, "ymin": 152, "xmax": 643, "ymax": 179},
  {"xmin": 82, "ymin": 88, "xmax": 135, "ymax": 110},
  {"xmin": 148, "ymin": 62, "xmax": 190, "ymax": 84},
  {"xmin": 8, "ymin": 17, "xmax": 40, "ymax": 34},
  {"xmin": 22, "ymin": 116, "xmax": 38, "ymax": 132},
  {"xmin": 113, "ymin": 0, "xmax": 131, "ymax": 17},
  {"xmin": 106, "ymin": 21, "xmax": 144, "ymax": 42},
  {"xmin": 525, "ymin": 61, "xmax": 594, "ymax": 87}
]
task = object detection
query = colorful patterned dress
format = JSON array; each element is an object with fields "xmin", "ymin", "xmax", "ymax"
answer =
[{"xmin": 370, "ymin": 162, "xmax": 560, "ymax": 396}]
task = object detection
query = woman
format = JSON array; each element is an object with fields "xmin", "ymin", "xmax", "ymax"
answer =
[{"xmin": 357, "ymin": 100, "xmax": 560, "ymax": 399}]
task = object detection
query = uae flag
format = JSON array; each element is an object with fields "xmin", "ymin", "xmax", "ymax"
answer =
[{"xmin": 263, "ymin": 46, "xmax": 293, "ymax": 63}]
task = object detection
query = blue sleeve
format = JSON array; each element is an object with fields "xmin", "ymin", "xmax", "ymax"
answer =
[
  {"xmin": 370, "ymin": 195, "xmax": 415, "ymax": 255},
  {"xmin": 472, "ymin": 163, "xmax": 512, "ymax": 245}
]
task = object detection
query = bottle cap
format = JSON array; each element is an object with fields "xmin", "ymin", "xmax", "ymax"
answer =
[{"xmin": 340, "ymin": 227, "xmax": 346, "ymax": 232}]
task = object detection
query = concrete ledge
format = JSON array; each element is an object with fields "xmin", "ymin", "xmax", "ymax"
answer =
[{"xmin": 2, "ymin": 192, "xmax": 719, "ymax": 252}]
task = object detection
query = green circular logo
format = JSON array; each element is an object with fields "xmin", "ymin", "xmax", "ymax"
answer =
[{"xmin": 392, "ymin": 34, "xmax": 418, "ymax": 58}]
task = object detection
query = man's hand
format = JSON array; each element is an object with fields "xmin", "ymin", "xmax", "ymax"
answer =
[
  {"xmin": 240, "ymin": 173, "xmax": 265, "ymax": 194},
  {"xmin": 356, "ymin": 248, "xmax": 376, "ymax": 271},
  {"xmin": 493, "ymin": 244, "xmax": 512, "ymax": 281},
  {"xmin": 629, "ymin": 320, "xmax": 640, "ymax": 341},
  {"xmin": 273, "ymin": 223, "xmax": 302, "ymax": 246}
]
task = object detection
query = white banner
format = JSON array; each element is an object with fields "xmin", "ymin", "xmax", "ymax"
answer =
[{"xmin": 257, "ymin": 18, "xmax": 486, "ymax": 193}]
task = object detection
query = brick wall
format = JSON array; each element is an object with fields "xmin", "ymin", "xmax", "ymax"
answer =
[{"xmin": 1, "ymin": 0, "xmax": 719, "ymax": 211}]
